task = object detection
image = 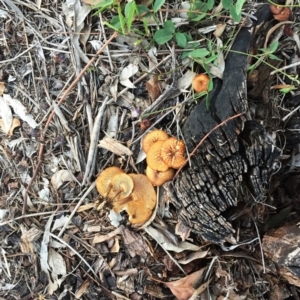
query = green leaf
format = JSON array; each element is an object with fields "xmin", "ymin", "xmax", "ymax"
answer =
[
  {"xmin": 230, "ymin": 6, "xmax": 242, "ymax": 22},
  {"xmin": 190, "ymin": 13, "xmax": 206, "ymax": 21},
  {"xmin": 208, "ymin": 78, "xmax": 213, "ymax": 91},
  {"xmin": 280, "ymin": 86, "xmax": 296, "ymax": 94},
  {"xmin": 207, "ymin": 0, "xmax": 215, "ymax": 10},
  {"xmin": 268, "ymin": 53, "xmax": 282, "ymax": 61},
  {"xmin": 109, "ymin": 16, "xmax": 121, "ymax": 31},
  {"xmin": 188, "ymin": 48, "xmax": 210, "ymax": 58},
  {"xmin": 163, "ymin": 20, "xmax": 175, "ymax": 34},
  {"xmin": 154, "ymin": 29, "xmax": 173, "ymax": 45},
  {"xmin": 184, "ymin": 33, "xmax": 193, "ymax": 42},
  {"xmin": 136, "ymin": 4, "xmax": 150, "ymax": 16},
  {"xmin": 117, "ymin": 4, "xmax": 126, "ymax": 34},
  {"xmin": 181, "ymin": 51, "xmax": 192, "ymax": 59},
  {"xmin": 175, "ymin": 32, "xmax": 187, "ymax": 48},
  {"xmin": 222, "ymin": 0, "xmax": 232, "ymax": 9},
  {"xmin": 204, "ymin": 54, "xmax": 218, "ymax": 64},
  {"xmin": 142, "ymin": 18, "xmax": 150, "ymax": 36},
  {"xmin": 104, "ymin": 20, "xmax": 121, "ymax": 32},
  {"xmin": 125, "ymin": 1, "xmax": 137, "ymax": 33},
  {"xmin": 236, "ymin": 0, "xmax": 246, "ymax": 15},
  {"xmin": 269, "ymin": 40, "xmax": 279, "ymax": 53},
  {"xmin": 153, "ymin": 0, "xmax": 165, "ymax": 13},
  {"xmin": 92, "ymin": 0, "xmax": 114, "ymax": 12}
]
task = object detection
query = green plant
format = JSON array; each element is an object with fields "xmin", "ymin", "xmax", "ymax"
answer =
[
  {"xmin": 153, "ymin": 20, "xmax": 189, "ymax": 47},
  {"xmin": 248, "ymin": 41, "xmax": 282, "ymax": 73}
]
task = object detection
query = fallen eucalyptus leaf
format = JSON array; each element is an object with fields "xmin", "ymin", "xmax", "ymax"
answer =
[
  {"xmin": 0, "ymin": 118, "xmax": 20, "ymax": 136},
  {"xmin": 99, "ymin": 136, "xmax": 133, "ymax": 156},
  {"xmin": 120, "ymin": 63, "xmax": 138, "ymax": 88},
  {"xmin": 51, "ymin": 170, "xmax": 75, "ymax": 190},
  {"xmin": 145, "ymin": 226, "xmax": 200, "ymax": 253}
]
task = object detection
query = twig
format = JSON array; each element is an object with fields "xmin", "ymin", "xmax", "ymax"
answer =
[
  {"xmin": 57, "ymin": 182, "xmax": 96, "ymax": 238},
  {"xmin": 49, "ymin": 232, "xmax": 98, "ymax": 278},
  {"xmin": 22, "ymin": 31, "xmax": 118, "ymax": 215},
  {"xmin": 0, "ymin": 44, "xmax": 36, "ymax": 64},
  {"xmin": 82, "ymin": 96, "xmax": 111, "ymax": 186},
  {"xmin": 174, "ymin": 112, "xmax": 245, "ymax": 179}
]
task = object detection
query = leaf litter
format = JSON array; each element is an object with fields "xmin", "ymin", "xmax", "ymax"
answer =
[{"xmin": 0, "ymin": 0, "xmax": 300, "ymax": 299}]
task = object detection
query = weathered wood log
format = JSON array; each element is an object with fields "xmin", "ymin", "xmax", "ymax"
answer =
[{"xmin": 172, "ymin": 5, "xmax": 281, "ymax": 244}]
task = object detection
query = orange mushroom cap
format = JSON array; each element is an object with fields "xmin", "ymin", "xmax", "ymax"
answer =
[
  {"xmin": 146, "ymin": 166, "xmax": 175, "ymax": 186},
  {"xmin": 146, "ymin": 140, "xmax": 170, "ymax": 172},
  {"xmin": 142, "ymin": 130, "xmax": 169, "ymax": 154},
  {"xmin": 192, "ymin": 74, "xmax": 210, "ymax": 93},
  {"xmin": 161, "ymin": 137, "xmax": 186, "ymax": 169},
  {"xmin": 114, "ymin": 173, "xmax": 157, "ymax": 225},
  {"xmin": 96, "ymin": 167, "xmax": 124, "ymax": 198},
  {"xmin": 270, "ymin": 5, "xmax": 291, "ymax": 21}
]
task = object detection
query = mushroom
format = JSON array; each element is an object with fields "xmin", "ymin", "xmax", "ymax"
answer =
[
  {"xmin": 192, "ymin": 74, "xmax": 210, "ymax": 93},
  {"xmin": 146, "ymin": 166, "xmax": 175, "ymax": 186},
  {"xmin": 109, "ymin": 173, "xmax": 134, "ymax": 201},
  {"xmin": 114, "ymin": 173, "xmax": 157, "ymax": 225},
  {"xmin": 270, "ymin": 4, "xmax": 291, "ymax": 21},
  {"xmin": 96, "ymin": 167, "xmax": 124, "ymax": 198},
  {"xmin": 161, "ymin": 137, "xmax": 186, "ymax": 169},
  {"xmin": 146, "ymin": 140, "xmax": 170, "ymax": 172},
  {"xmin": 142, "ymin": 129, "xmax": 169, "ymax": 154}
]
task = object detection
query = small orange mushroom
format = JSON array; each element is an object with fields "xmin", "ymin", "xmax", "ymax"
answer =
[
  {"xmin": 270, "ymin": 4, "xmax": 291, "ymax": 21},
  {"xmin": 192, "ymin": 74, "xmax": 210, "ymax": 93},
  {"xmin": 96, "ymin": 167, "xmax": 124, "ymax": 198},
  {"xmin": 146, "ymin": 140, "xmax": 170, "ymax": 172},
  {"xmin": 146, "ymin": 166, "xmax": 175, "ymax": 186},
  {"xmin": 161, "ymin": 137, "xmax": 186, "ymax": 169},
  {"xmin": 142, "ymin": 130, "xmax": 169, "ymax": 154},
  {"xmin": 114, "ymin": 173, "xmax": 157, "ymax": 225}
]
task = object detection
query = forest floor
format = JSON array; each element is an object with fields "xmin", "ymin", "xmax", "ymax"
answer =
[{"xmin": 0, "ymin": 0, "xmax": 300, "ymax": 299}]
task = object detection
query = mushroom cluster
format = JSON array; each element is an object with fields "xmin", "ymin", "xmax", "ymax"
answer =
[
  {"xmin": 96, "ymin": 167, "xmax": 156, "ymax": 225},
  {"xmin": 142, "ymin": 130, "xmax": 186, "ymax": 186}
]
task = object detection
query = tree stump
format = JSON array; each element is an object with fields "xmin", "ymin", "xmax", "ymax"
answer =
[{"xmin": 172, "ymin": 5, "xmax": 281, "ymax": 244}]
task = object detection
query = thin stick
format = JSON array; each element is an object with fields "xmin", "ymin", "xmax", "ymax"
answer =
[
  {"xmin": 22, "ymin": 31, "xmax": 118, "ymax": 215},
  {"xmin": 174, "ymin": 112, "xmax": 245, "ymax": 179}
]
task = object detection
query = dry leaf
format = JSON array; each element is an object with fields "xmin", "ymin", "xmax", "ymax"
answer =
[
  {"xmin": 209, "ymin": 37, "xmax": 225, "ymax": 79},
  {"xmin": 82, "ymin": 0, "xmax": 103, "ymax": 4},
  {"xmin": 20, "ymin": 225, "xmax": 42, "ymax": 253},
  {"xmin": 175, "ymin": 219, "xmax": 191, "ymax": 241},
  {"xmin": 0, "ymin": 82, "xmax": 5, "ymax": 95},
  {"xmin": 120, "ymin": 63, "xmax": 138, "ymax": 88},
  {"xmin": 146, "ymin": 75, "xmax": 161, "ymax": 102},
  {"xmin": 51, "ymin": 215, "xmax": 71, "ymax": 232},
  {"xmin": 99, "ymin": 136, "xmax": 133, "ymax": 156},
  {"xmin": 0, "ymin": 95, "xmax": 13, "ymax": 134},
  {"xmin": 0, "ymin": 118, "xmax": 20, "ymax": 136},
  {"xmin": 48, "ymin": 247, "xmax": 67, "ymax": 294},
  {"xmin": 271, "ymin": 84, "xmax": 294, "ymax": 90},
  {"xmin": 106, "ymin": 107, "xmax": 119, "ymax": 138},
  {"xmin": 178, "ymin": 70, "xmax": 196, "ymax": 90},
  {"xmin": 164, "ymin": 268, "xmax": 206, "ymax": 300},
  {"xmin": 93, "ymin": 226, "xmax": 123, "ymax": 244},
  {"xmin": 145, "ymin": 226, "xmax": 200, "ymax": 253},
  {"xmin": 51, "ymin": 170, "xmax": 75, "ymax": 190},
  {"xmin": 178, "ymin": 249, "xmax": 209, "ymax": 264},
  {"xmin": 75, "ymin": 280, "xmax": 90, "ymax": 299},
  {"xmin": 2, "ymin": 94, "xmax": 37, "ymax": 128},
  {"xmin": 213, "ymin": 23, "xmax": 227, "ymax": 37}
]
